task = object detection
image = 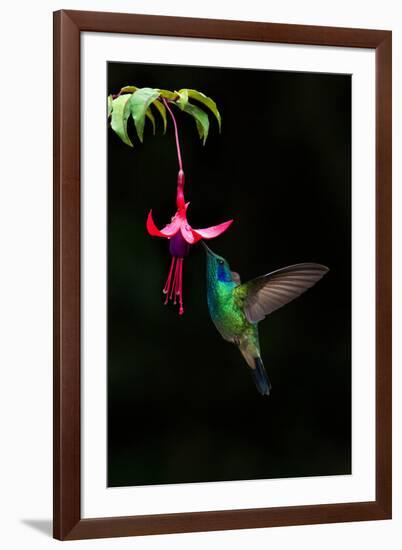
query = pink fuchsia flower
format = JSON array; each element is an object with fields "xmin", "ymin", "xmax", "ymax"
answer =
[{"xmin": 146, "ymin": 170, "xmax": 233, "ymax": 315}]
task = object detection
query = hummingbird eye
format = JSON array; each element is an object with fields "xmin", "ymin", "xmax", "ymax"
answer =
[{"xmin": 217, "ymin": 259, "xmax": 224, "ymax": 265}]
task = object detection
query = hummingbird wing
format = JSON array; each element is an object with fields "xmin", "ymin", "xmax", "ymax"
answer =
[{"xmin": 234, "ymin": 263, "xmax": 329, "ymax": 324}]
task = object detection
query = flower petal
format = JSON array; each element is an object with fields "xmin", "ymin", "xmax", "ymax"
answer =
[
  {"xmin": 146, "ymin": 210, "xmax": 181, "ymax": 238},
  {"xmin": 193, "ymin": 219, "xmax": 233, "ymax": 239},
  {"xmin": 180, "ymin": 223, "xmax": 200, "ymax": 244},
  {"xmin": 146, "ymin": 210, "xmax": 165, "ymax": 237}
]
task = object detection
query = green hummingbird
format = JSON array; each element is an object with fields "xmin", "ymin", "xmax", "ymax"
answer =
[{"xmin": 203, "ymin": 243, "xmax": 329, "ymax": 396}]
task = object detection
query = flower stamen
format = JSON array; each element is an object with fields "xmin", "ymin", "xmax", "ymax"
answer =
[
  {"xmin": 162, "ymin": 255, "xmax": 185, "ymax": 314},
  {"xmin": 163, "ymin": 256, "xmax": 176, "ymax": 302},
  {"xmin": 178, "ymin": 258, "xmax": 184, "ymax": 315}
]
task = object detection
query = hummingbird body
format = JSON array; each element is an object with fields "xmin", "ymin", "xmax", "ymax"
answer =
[
  {"xmin": 206, "ymin": 269, "xmax": 260, "ymax": 361},
  {"xmin": 206, "ymin": 273, "xmax": 245, "ymax": 340},
  {"xmin": 203, "ymin": 243, "xmax": 329, "ymax": 396}
]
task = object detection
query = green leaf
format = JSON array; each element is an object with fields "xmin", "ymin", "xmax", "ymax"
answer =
[
  {"xmin": 145, "ymin": 107, "xmax": 156, "ymax": 135},
  {"xmin": 120, "ymin": 85, "xmax": 138, "ymax": 94},
  {"xmin": 158, "ymin": 89, "xmax": 177, "ymax": 100},
  {"xmin": 176, "ymin": 91, "xmax": 210, "ymax": 143},
  {"xmin": 107, "ymin": 95, "xmax": 113, "ymax": 118},
  {"xmin": 110, "ymin": 94, "xmax": 133, "ymax": 147},
  {"xmin": 176, "ymin": 89, "xmax": 188, "ymax": 111},
  {"xmin": 128, "ymin": 87, "xmax": 160, "ymax": 142},
  {"xmin": 152, "ymin": 99, "xmax": 167, "ymax": 133},
  {"xmin": 181, "ymin": 101, "xmax": 210, "ymax": 145},
  {"xmin": 183, "ymin": 89, "xmax": 221, "ymax": 131},
  {"xmin": 195, "ymin": 119, "xmax": 205, "ymax": 141}
]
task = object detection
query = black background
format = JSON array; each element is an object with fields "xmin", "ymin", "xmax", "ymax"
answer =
[{"xmin": 107, "ymin": 61, "xmax": 351, "ymax": 487}]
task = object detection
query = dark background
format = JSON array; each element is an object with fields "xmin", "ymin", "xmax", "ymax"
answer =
[{"xmin": 107, "ymin": 61, "xmax": 351, "ymax": 487}]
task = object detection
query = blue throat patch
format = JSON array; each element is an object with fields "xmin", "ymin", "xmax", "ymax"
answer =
[{"xmin": 217, "ymin": 263, "xmax": 232, "ymax": 283}]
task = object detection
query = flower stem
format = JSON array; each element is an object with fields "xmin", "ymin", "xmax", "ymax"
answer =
[
  {"xmin": 162, "ymin": 97, "xmax": 183, "ymax": 172},
  {"xmin": 162, "ymin": 97, "xmax": 186, "ymax": 209}
]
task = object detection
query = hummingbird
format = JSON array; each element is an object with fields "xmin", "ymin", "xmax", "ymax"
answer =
[{"xmin": 203, "ymin": 243, "xmax": 329, "ymax": 396}]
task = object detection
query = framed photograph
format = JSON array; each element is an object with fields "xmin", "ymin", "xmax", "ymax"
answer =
[{"xmin": 53, "ymin": 10, "xmax": 392, "ymax": 540}]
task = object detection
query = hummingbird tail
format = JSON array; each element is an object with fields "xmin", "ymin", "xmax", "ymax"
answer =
[
  {"xmin": 238, "ymin": 338, "xmax": 271, "ymax": 396},
  {"xmin": 251, "ymin": 357, "xmax": 271, "ymax": 396}
]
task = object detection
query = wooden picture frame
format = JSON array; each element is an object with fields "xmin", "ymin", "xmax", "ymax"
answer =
[{"xmin": 53, "ymin": 9, "xmax": 392, "ymax": 540}]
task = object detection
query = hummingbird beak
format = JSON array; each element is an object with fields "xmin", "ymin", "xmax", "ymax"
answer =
[{"xmin": 201, "ymin": 241, "xmax": 215, "ymax": 256}]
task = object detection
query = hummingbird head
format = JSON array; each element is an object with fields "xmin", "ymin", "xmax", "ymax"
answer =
[{"xmin": 202, "ymin": 242, "xmax": 233, "ymax": 283}]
